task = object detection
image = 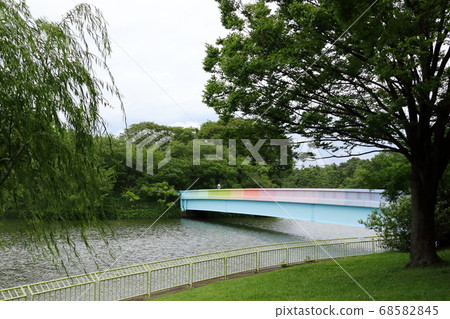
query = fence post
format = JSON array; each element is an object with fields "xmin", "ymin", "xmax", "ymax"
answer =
[
  {"xmin": 372, "ymin": 239, "xmax": 375, "ymax": 254},
  {"xmin": 344, "ymin": 242, "xmax": 347, "ymax": 258},
  {"xmin": 221, "ymin": 253, "xmax": 228, "ymax": 279},
  {"xmin": 256, "ymin": 248, "xmax": 260, "ymax": 272},
  {"xmin": 284, "ymin": 243, "xmax": 289, "ymax": 266},
  {"xmin": 187, "ymin": 257, "xmax": 193, "ymax": 287},
  {"xmin": 91, "ymin": 273, "xmax": 100, "ymax": 301},
  {"xmin": 93, "ymin": 277, "xmax": 98, "ymax": 301},
  {"xmin": 147, "ymin": 269, "xmax": 152, "ymax": 298},
  {"xmin": 314, "ymin": 244, "xmax": 317, "ymax": 261}
]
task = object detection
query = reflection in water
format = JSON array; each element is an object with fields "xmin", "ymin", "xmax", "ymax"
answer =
[{"xmin": 0, "ymin": 217, "xmax": 374, "ymax": 289}]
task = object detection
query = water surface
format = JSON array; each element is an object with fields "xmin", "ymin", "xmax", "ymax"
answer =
[{"xmin": 0, "ymin": 217, "xmax": 375, "ymax": 289}]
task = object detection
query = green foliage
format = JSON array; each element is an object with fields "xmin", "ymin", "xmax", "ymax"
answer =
[
  {"xmin": 283, "ymin": 160, "xmax": 363, "ymax": 188},
  {"xmin": 106, "ymin": 205, "xmax": 182, "ymax": 219},
  {"xmin": 361, "ymin": 195, "xmax": 450, "ymax": 252},
  {"xmin": 88, "ymin": 119, "xmax": 296, "ymax": 220},
  {"xmin": 204, "ymin": 0, "xmax": 449, "ymax": 167},
  {"xmin": 204, "ymin": 0, "xmax": 450, "ymax": 265},
  {"xmin": 141, "ymin": 182, "xmax": 178, "ymax": 208},
  {"xmin": 121, "ymin": 190, "xmax": 140, "ymax": 203},
  {"xmin": 120, "ymin": 119, "xmax": 295, "ymax": 191},
  {"xmin": 0, "ymin": 1, "xmax": 121, "ymax": 217},
  {"xmin": 434, "ymin": 167, "xmax": 450, "ymax": 248},
  {"xmin": 0, "ymin": 1, "xmax": 122, "ymax": 262},
  {"xmin": 361, "ymin": 196, "xmax": 412, "ymax": 252},
  {"xmin": 350, "ymin": 153, "xmax": 410, "ymax": 201}
]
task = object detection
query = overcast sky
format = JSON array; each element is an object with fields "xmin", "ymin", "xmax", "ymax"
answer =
[{"xmin": 27, "ymin": 0, "xmax": 227, "ymax": 135}]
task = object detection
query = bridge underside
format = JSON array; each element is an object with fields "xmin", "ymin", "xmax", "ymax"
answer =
[{"xmin": 181, "ymin": 199, "xmax": 375, "ymax": 227}]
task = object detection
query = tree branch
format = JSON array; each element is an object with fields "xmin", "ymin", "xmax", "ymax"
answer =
[{"xmin": 302, "ymin": 149, "xmax": 384, "ymax": 161}]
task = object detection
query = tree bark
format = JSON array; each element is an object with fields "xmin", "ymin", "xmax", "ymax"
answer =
[{"xmin": 407, "ymin": 159, "xmax": 442, "ymax": 267}]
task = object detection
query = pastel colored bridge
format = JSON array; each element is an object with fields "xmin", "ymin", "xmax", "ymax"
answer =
[{"xmin": 180, "ymin": 188, "xmax": 385, "ymax": 227}]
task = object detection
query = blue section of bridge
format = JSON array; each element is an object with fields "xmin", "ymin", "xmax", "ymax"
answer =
[{"xmin": 180, "ymin": 188, "xmax": 384, "ymax": 227}]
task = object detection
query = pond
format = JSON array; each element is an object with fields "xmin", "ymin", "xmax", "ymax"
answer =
[{"xmin": 0, "ymin": 216, "xmax": 375, "ymax": 289}]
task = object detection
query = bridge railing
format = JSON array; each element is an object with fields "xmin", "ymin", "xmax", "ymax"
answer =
[{"xmin": 0, "ymin": 236, "xmax": 384, "ymax": 301}]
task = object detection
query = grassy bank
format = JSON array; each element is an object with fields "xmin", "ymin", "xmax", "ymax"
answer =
[{"xmin": 152, "ymin": 250, "xmax": 450, "ymax": 301}]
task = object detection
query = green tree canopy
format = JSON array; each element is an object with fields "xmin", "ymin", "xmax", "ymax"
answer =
[
  {"xmin": 121, "ymin": 119, "xmax": 295, "ymax": 190},
  {"xmin": 0, "ymin": 1, "xmax": 122, "ymax": 253},
  {"xmin": 204, "ymin": 0, "xmax": 450, "ymax": 266}
]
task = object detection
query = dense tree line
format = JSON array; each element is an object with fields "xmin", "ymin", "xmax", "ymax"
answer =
[
  {"xmin": 96, "ymin": 119, "xmax": 296, "ymax": 218},
  {"xmin": 283, "ymin": 153, "xmax": 411, "ymax": 200}
]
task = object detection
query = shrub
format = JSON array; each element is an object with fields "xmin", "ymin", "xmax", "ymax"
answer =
[
  {"xmin": 360, "ymin": 196, "xmax": 450, "ymax": 252},
  {"xmin": 360, "ymin": 196, "xmax": 411, "ymax": 252}
]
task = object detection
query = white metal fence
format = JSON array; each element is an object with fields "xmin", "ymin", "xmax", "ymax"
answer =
[{"xmin": 0, "ymin": 237, "xmax": 384, "ymax": 301}]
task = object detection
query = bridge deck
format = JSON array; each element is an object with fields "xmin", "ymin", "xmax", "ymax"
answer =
[{"xmin": 180, "ymin": 188, "xmax": 384, "ymax": 227}]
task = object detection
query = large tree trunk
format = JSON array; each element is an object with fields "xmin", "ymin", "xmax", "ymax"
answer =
[{"xmin": 407, "ymin": 160, "xmax": 442, "ymax": 267}]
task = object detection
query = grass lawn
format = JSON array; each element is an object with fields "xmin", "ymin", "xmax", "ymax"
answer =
[{"xmin": 151, "ymin": 250, "xmax": 450, "ymax": 301}]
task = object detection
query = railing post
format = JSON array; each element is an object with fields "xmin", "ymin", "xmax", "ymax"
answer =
[
  {"xmin": 93, "ymin": 279, "xmax": 98, "ymax": 301},
  {"xmin": 284, "ymin": 243, "xmax": 289, "ymax": 266},
  {"xmin": 221, "ymin": 252, "xmax": 227, "ymax": 279},
  {"xmin": 147, "ymin": 269, "xmax": 152, "ymax": 298},
  {"xmin": 187, "ymin": 257, "xmax": 193, "ymax": 287},
  {"xmin": 256, "ymin": 249, "xmax": 260, "ymax": 272},
  {"xmin": 314, "ymin": 244, "xmax": 317, "ymax": 261},
  {"xmin": 91, "ymin": 273, "xmax": 100, "ymax": 301},
  {"xmin": 344, "ymin": 242, "xmax": 347, "ymax": 258}
]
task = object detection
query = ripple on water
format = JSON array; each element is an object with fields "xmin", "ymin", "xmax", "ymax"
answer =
[{"xmin": 0, "ymin": 217, "xmax": 375, "ymax": 289}]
